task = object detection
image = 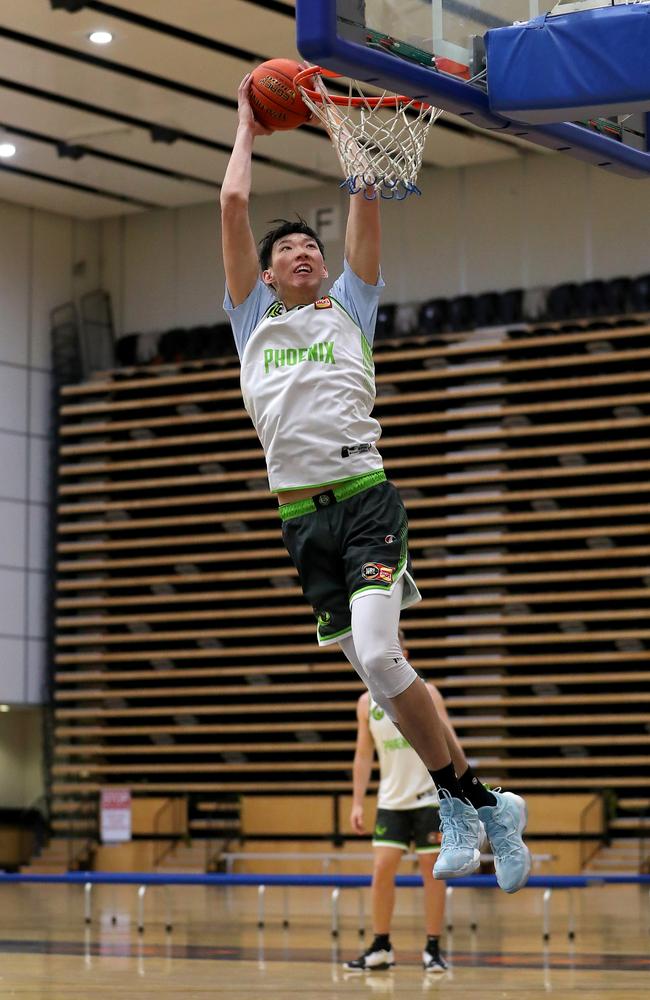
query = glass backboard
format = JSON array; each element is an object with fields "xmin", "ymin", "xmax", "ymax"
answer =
[{"xmin": 359, "ymin": 2, "xmax": 600, "ymax": 79}]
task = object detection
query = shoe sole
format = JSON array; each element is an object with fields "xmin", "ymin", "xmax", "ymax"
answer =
[
  {"xmin": 343, "ymin": 963, "xmax": 395, "ymax": 972},
  {"xmin": 423, "ymin": 964, "xmax": 448, "ymax": 973},
  {"xmin": 433, "ymin": 848, "xmax": 481, "ymax": 880},
  {"xmin": 501, "ymin": 793, "xmax": 532, "ymax": 894}
]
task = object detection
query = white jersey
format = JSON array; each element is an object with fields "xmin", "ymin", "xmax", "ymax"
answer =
[
  {"xmin": 225, "ymin": 262, "xmax": 385, "ymax": 493},
  {"xmin": 368, "ymin": 697, "xmax": 438, "ymax": 811}
]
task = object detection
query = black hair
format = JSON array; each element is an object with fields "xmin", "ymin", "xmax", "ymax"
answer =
[{"xmin": 258, "ymin": 216, "xmax": 325, "ymax": 271}]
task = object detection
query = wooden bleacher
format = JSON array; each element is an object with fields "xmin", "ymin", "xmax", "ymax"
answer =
[{"xmin": 46, "ymin": 313, "xmax": 650, "ymax": 865}]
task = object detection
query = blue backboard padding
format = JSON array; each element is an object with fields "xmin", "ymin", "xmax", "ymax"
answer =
[
  {"xmin": 486, "ymin": 6, "xmax": 650, "ymax": 124},
  {"xmin": 296, "ymin": 0, "xmax": 650, "ymax": 178}
]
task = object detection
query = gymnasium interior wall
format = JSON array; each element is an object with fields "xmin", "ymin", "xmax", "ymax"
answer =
[
  {"xmin": 100, "ymin": 153, "xmax": 648, "ymax": 338},
  {"xmin": 0, "ymin": 201, "xmax": 100, "ymax": 707}
]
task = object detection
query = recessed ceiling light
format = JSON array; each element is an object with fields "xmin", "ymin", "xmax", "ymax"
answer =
[
  {"xmin": 89, "ymin": 30, "xmax": 113, "ymax": 45},
  {"xmin": 0, "ymin": 143, "xmax": 16, "ymax": 159}
]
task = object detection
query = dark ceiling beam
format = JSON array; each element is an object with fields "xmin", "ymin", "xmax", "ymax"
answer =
[
  {"xmin": 0, "ymin": 161, "xmax": 160, "ymax": 209},
  {"xmin": 0, "ymin": 26, "xmax": 245, "ymax": 112},
  {"xmin": 0, "ymin": 77, "xmax": 339, "ymax": 183},
  {"xmin": 0, "ymin": 25, "xmax": 325, "ymax": 143},
  {"xmin": 0, "ymin": 122, "xmax": 221, "ymax": 189},
  {"xmin": 72, "ymin": 1, "xmax": 267, "ymax": 62}
]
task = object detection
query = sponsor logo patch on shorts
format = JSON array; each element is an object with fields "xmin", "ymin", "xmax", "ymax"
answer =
[
  {"xmin": 361, "ymin": 562, "xmax": 394, "ymax": 584},
  {"xmin": 384, "ymin": 534, "xmax": 396, "ymax": 544},
  {"xmin": 314, "ymin": 296, "xmax": 332, "ymax": 309}
]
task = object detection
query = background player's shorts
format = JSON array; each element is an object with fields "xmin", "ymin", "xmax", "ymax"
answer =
[
  {"xmin": 372, "ymin": 806, "xmax": 441, "ymax": 853},
  {"xmin": 280, "ymin": 475, "xmax": 421, "ymax": 644}
]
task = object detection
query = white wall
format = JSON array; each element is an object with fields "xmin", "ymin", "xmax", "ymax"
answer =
[
  {"xmin": 100, "ymin": 152, "xmax": 650, "ymax": 337},
  {"xmin": 0, "ymin": 201, "xmax": 100, "ymax": 705}
]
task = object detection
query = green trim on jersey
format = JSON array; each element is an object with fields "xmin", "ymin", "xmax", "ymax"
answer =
[
  {"xmin": 278, "ymin": 469, "xmax": 386, "ymax": 521},
  {"xmin": 328, "ymin": 297, "xmax": 375, "ymax": 394},
  {"xmin": 360, "ymin": 332, "xmax": 374, "ymax": 393},
  {"xmin": 328, "ymin": 294, "xmax": 363, "ymax": 334}
]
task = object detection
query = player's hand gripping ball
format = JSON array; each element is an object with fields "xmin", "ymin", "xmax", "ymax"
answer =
[{"xmin": 249, "ymin": 58, "xmax": 312, "ymax": 131}]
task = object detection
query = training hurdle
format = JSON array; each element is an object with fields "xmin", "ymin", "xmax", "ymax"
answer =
[{"xmin": 1, "ymin": 872, "xmax": 648, "ymax": 941}]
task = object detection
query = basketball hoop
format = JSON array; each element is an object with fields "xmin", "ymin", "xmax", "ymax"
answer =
[{"xmin": 294, "ymin": 66, "xmax": 441, "ymax": 200}]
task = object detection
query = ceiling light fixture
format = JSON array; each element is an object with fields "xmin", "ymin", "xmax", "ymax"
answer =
[
  {"xmin": 0, "ymin": 143, "xmax": 16, "ymax": 158},
  {"xmin": 0, "ymin": 704, "xmax": 10, "ymax": 712},
  {"xmin": 88, "ymin": 30, "xmax": 113, "ymax": 45}
]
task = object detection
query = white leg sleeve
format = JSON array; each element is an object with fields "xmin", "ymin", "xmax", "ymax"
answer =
[
  {"xmin": 341, "ymin": 579, "xmax": 418, "ymax": 710},
  {"xmin": 338, "ymin": 633, "xmax": 397, "ymax": 721}
]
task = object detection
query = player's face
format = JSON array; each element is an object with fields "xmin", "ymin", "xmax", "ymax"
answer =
[{"xmin": 263, "ymin": 233, "xmax": 328, "ymax": 302}]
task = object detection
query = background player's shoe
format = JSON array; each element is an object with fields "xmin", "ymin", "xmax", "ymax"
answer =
[
  {"xmin": 433, "ymin": 790, "xmax": 481, "ymax": 879},
  {"xmin": 343, "ymin": 939, "xmax": 395, "ymax": 972},
  {"xmin": 422, "ymin": 940, "xmax": 447, "ymax": 972},
  {"xmin": 478, "ymin": 790, "xmax": 532, "ymax": 893}
]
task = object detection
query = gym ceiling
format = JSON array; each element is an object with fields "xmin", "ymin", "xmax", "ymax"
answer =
[{"xmin": 0, "ymin": 0, "xmax": 530, "ymax": 219}]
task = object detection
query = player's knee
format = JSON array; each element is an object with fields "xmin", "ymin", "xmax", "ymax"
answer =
[
  {"xmin": 359, "ymin": 644, "xmax": 417, "ymax": 700},
  {"xmin": 374, "ymin": 853, "xmax": 401, "ymax": 880}
]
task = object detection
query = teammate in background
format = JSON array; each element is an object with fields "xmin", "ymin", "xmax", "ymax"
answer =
[
  {"xmin": 220, "ymin": 72, "xmax": 531, "ymax": 894},
  {"xmin": 344, "ymin": 631, "xmax": 451, "ymax": 973}
]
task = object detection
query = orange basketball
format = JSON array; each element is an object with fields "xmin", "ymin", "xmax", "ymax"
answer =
[{"xmin": 249, "ymin": 58, "xmax": 312, "ymax": 132}]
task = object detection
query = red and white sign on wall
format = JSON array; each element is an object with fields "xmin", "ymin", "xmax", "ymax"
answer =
[{"xmin": 100, "ymin": 788, "xmax": 132, "ymax": 843}]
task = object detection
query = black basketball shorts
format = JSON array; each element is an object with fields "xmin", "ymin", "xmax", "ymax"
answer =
[
  {"xmin": 373, "ymin": 805, "xmax": 442, "ymax": 853},
  {"xmin": 279, "ymin": 473, "xmax": 421, "ymax": 645}
]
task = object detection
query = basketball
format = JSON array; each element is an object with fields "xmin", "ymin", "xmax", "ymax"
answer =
[{"xmin": 249, "ymin": 58, "xmax": 312, "ymax": 131}]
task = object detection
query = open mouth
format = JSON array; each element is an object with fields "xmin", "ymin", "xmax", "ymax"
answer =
[{"xmin": 294, "ymin": 265, "xmax": 312, "ymax": 274}]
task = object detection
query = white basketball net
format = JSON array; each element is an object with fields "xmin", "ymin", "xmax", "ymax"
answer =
[{"xmin": 297, "ymin": 76, "xmax": 442, "ymax": 200}]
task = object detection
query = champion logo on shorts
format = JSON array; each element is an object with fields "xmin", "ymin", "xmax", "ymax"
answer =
[
  {"xmin": 314, "ymin": 296, "xmax": 333, "ymax": 309},
  {"xmin": 361, "ymin": 562, "xmax": 394, "ymax": 584},
  {"xmin": 384, "ymin": 534, "xmax": 396, "ymax": 544}
]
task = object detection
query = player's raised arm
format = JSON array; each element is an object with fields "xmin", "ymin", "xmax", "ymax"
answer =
[
  {"xmin": 344, "ymin": 184, "xmax": 381, "ymax": 285},
  {"xmin": 220, "ymin": 74, "xmax": 271, "ymax": 307},
  {"xmin": 304, "ymin": 67, "xmax": 381, "ymax": 285}
]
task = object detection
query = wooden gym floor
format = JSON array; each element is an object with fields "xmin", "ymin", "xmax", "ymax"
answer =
[{"xmin": 0, "ymin": 882, "xmax": 647, "ymax": 998}]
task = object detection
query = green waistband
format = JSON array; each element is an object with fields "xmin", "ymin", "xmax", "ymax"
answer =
[{"xmin": 278, "ymin": 469, "xmax": 387, "ymax": 522}]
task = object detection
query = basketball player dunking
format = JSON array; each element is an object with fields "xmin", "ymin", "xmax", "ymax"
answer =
[{"xmin": 220, "ymin": 72, "xmax": 531, "ymax": 893}]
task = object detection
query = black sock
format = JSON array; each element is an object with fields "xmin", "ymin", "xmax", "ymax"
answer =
[
  {"xmin": 426, "ymin": 935, "xmax": 439, "ymax": 950},
  {"xmin": 459, "ymin": 765, "xmax": 497, "ymax": 808},
  {"xmin": 373, "ymin": 933, "xmax": 390, "ymax": 950},
  {"xmin": 429, "ymin": 761, "xmax": 465, "ymax": 801}
]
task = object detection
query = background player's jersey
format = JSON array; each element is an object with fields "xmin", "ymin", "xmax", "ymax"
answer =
[
  {"xmin": 368, "ymin": 696, "xmax": 438, "ymax": 811},
  {"xmin": 228, "ymin": 262, "xmax": 385, "ymax": 492}
]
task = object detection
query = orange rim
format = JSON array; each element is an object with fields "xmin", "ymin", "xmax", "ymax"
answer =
[{"xmin": 294, "ymin": 66, "xmax": 431, "ymax": 111}]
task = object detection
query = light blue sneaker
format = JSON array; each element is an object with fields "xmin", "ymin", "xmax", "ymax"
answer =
[
  {"xmin": 478, "ymin": 790, "xmax": 532, "ymax": 894},
  {"xmin": 433, "ymin": 790, "xmax": 481, "ymax": 880}
]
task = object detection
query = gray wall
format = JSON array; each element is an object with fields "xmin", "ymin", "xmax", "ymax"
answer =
[
  {"xmin": 100, "ymin": 152, "xmax": 650, "ymax": 338},
  {"xmin": 0, "ymin": 201, "xmax": 100, "ymax": 705}
]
